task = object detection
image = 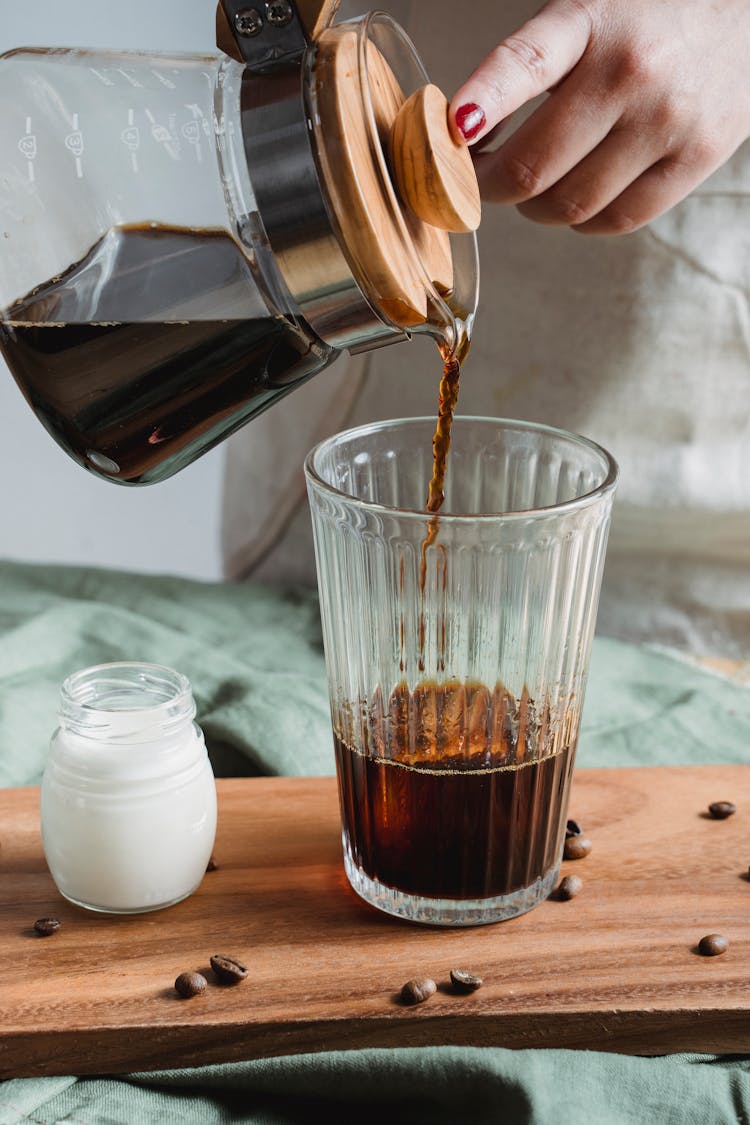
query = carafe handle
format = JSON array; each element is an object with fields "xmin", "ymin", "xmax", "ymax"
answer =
[{"xmin": 216, "ymin": 1, "xmax": 340, "ymax": 64}]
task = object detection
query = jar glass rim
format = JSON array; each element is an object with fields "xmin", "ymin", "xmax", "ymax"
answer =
[
  {"xmin": 59, "ymin": 662, "xmax": 195, "ymax": 740},
  {"xmin": 61, "ymin": 662, "xmax": 192, "ymax": 713}
]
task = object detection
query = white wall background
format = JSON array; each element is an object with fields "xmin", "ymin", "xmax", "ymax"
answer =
[{"xmin": 0, "ymin": 0, "xmax": 225, "ymax": 580}]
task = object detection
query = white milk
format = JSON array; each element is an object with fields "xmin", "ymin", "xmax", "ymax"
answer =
[{"xmin": 41, "ymin": 662, "xmax": 217, "ymax": 913}]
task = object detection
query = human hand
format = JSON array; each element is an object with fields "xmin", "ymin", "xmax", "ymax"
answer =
[{"xmin": 449, "ymin": 0, "xmax": 750, "ymax": 234}]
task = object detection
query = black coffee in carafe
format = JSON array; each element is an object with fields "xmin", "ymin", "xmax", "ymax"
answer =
[
  {"xmin": 0, "ymin": 224, "xmax": 331, "ymax": 484},
  {"xmin": 0, "ymin": 12, "xmax": 479, "ymax": 486}
]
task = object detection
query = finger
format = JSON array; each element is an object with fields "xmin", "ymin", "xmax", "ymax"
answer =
[
  {"xmin": 450, "ymin": 0, "xmax": 593, "ymax": 145},
  {"xmin": 472, "ymin": 71, "xmax": 623, "ymax": 204},
  {"xmin": 515, "ymin": 125, "xmax": 659, "ymax": 225},
  {"xmin": 573, "ymin": 147, "xmax": 722, "ymax": 235},
  {"xmin": 472, "ymin": 118, "xmax": 511, "ymax": 154}
]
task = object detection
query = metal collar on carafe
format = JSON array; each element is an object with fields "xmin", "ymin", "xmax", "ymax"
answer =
[{"xmin": 216, "ymin": 0, "xmax": 480, "ymax": 357}]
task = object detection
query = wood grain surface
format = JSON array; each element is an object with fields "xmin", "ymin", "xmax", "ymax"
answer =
[
  {"xmin": 1, "ymin": 767, "xmax": 749, "ymax": 1079},
  {"xmin": 391, "ymin": 84, "xmax": 482, "ymax": 233}
]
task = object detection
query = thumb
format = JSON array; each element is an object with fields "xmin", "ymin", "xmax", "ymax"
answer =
[{"xmin": 450, "ymin": 0, "xmax": 593, "ymax": 143}]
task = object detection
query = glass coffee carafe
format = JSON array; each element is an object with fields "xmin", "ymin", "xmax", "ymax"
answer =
[{"xmin": 0, "ymin": 1, "xmax": 478, "ymax": 484}]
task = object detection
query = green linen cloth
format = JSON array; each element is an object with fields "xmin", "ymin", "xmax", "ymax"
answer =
[{"xmin": 0, "ymin": 559, "xmax": 748, "ymax": 1125}]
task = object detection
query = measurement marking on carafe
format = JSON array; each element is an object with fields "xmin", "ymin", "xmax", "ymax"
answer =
[
  {"xmin": 146, "ymin": 108, "xmax": 168, "ymax": 142},
  {"xmin": 182, "ymin": 108, "xmax": 204, "ymax": 163},
  {"xmin": 151, "ymin": 70, "xmax": 176, "ymax": 90},
  {"xmin": 64, "ymin": 114, "xmax": 84, "ymax": 179},
  {"xmin": 122, "ymin": 110, "xmax": 140, "ymax": 173},
  {"xmin": 89, "ymin": 68, "xmax": 115, "ymax": 87},
  {"xmin": 116, "ymin": 68, "xmax": 143, "ymax": 89},
  {"xmin": 186, "ymin": 104, "xmax": 211, "ymax": 138},
  {"xmin": 18, "ymin": 119, "xmax": 37, "ymax": 182},
  {"xmin": 144, "ymin": 108, "xmax": 179, "ymax": 158}
]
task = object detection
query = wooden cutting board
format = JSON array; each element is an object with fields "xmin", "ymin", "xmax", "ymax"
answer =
[{"xmin": 1, "ymin": 767, "xmax": 749, "ymax": 1078}]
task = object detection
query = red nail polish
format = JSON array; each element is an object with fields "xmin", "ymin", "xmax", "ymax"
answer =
[{"xmin": 455, "ymin": 103, "xmax": 486, "ymax": 141}]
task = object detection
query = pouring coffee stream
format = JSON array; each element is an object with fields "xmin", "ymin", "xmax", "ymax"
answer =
[{"xmin": 0, "ymin": 2, "xmax": 480, "ymax": 499}]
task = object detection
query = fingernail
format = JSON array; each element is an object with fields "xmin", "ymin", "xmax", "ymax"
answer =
[{"xmin": 455, "ymin": 103, "xmax": 486, "ymax": 141}]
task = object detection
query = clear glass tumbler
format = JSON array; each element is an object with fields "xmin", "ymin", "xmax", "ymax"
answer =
[{"xmin": 305, "ymin": 416, "xmax": 618, "ymax": 926}]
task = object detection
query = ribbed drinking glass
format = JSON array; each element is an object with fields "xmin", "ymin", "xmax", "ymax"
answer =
[{"xmin": 305, "ymin": 416, "xmax": 618, "ymax": 925}]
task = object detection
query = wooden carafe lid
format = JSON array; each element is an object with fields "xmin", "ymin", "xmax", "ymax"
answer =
[
  {"xmin": 391, "ymin": 84, "xmax": 482, "ymax": 235},
  {"xmin": 217, "ymin": 3, "xmax": 481, "ymax": 332},
  {"xmin": 311, "ymin": 26, "xmax": 481, "ymax": 329}
]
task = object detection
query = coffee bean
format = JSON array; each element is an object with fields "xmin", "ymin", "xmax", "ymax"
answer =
[
  {"xmin": 565, "ymin": 819, "xmax": 583, "ymax": 838},
  {"xmin": 210, "ymin": 954, "xmax": 248, "ymax": 985},
  {"xmin": 556, "ymin": 874, "xmax": 583, "ymax": 901},
  {"xmin": 698, "ymin": 934, "xmax": 728, "ymax": 957},
  {"xmin": 400, "ymin": 977, "xmax": 437, "ymax": 1005},
  {"xmin": 708, "ymin": 801, "xmax": 736, "ymax": 820},
  {"xmin": 175, "ymin": 971, "xmax": 207, "ymax": 998},
  {"xmin": 33, "ymin": 917, "xmax": 61, "ymax": 937},
  {"xmin": 206, "ymin": 855, "xmax": 219, "ymax": 872},
  {"xmin": 563, "ymin": 835, "xmax": 592, "ymax": 861},
  {"xmin": 450, "ymin": 968, "xmax": 483, "ymax": 993}
]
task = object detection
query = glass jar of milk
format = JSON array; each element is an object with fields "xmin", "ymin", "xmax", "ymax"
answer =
[{"xmin": 41, "ymin": 662, "xmax": 217, "ymax": 913}]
